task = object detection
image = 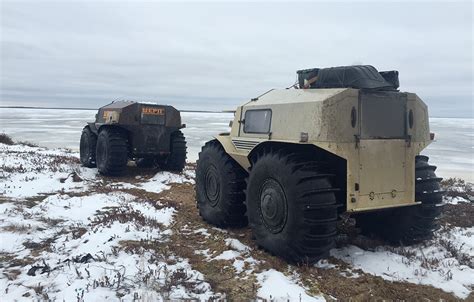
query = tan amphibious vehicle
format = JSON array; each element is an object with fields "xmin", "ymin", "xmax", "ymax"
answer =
[{"xmin": 196, "ymin": 65, "xmax": 444, "ymax": 263}]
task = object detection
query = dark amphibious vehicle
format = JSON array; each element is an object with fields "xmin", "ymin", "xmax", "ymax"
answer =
[{"xmin": 80, "ymin": 101, "xmax": 187, "ymax": 175}]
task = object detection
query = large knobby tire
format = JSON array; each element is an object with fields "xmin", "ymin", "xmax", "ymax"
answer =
[
  {"xmin": 246, "ymin": 150, "xmax": 339, "ymax": 264},
  {"xmin": 80, "ymin": 127, "xmax": 97, "ymax": 167},
  {"xmin": 161, "ymin": 130, "xmax": 187, "ymax": 172},
  {"xmin": 356, "ymin": 155, "xmax": 444, "ymax": 243},
  {"xmin": 196, "ymin": 140, "xmax": 247, "ymax": 227},
  {"xmin": 96, "ymin": 128, "xmax": 128, "ymax": 176}
]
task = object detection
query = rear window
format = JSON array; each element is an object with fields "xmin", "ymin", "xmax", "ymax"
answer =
[
  {"xmin": 360, "ymin": 92, "xmax": 406, "ymax": 139},
  {"xmin": 244, "ymin": 109, "xmax": 272, "ymax": 134}
]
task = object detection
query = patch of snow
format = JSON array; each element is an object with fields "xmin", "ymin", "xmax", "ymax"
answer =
[
  {"xmin": 107, "ymin": 181, "xmax": 137, "ymax": 190},
  {"xmin": 193, "ymin": 228, "xmax": 211, "ymax": 237},
  {"xmin": 129, "ymin": 202, "xmax": 176, "ymax": 226},
  {"xmin": 183, "ymin": 168, "xmax": 196, "ymax": 183},
  {"xmin": 233, "ymin": 256, "xmax": 259, "ymax": 274},
  {"xmin": 256, "ymin": 269, "xmax": 325, "ymax": 302},
  {"xmin": 446, "ymin": 227, "xmax": 474, "ymax": 256},
  {"xmin": 0, "ymin": 144, "xmax": 96, "ymax": 198},
  {"xmin": 314, "ymin": 259, "xmax": 336, "ymax": 270},
  {"xmin": 213, "ymin": 250, "xmax": 240, "ymax": 261},
  {"xmin": 211, "ymin": 227, "xmax": 228, "ymax": 233},
  {"xmin": 3, "ymin": 250, "xmax": 220, "ymax": 301},
  {"xmin": 60, "ymin": 222, "xmax": 159, "ymax": 256},
  {"xmin": 331, "ymin": 236, "xmax": 474, "ymax": 299},
  {"xmin": 194, "ymin": 249, "xmax": 212, "ymax": 259},
  {"xmin": 225, "ymin": 238, "xmax": 250, "ymax": 253},
  {"xmin": 77, "ymin": 167, "xmax": 99, "ymax": 180},
  {"xmin": 0, "ymin": 232, "xmax": 29, "ymax": 253},
  {"xmin": 30, "ymin": 193, "xmax": 135, "ymax": 224},
  {"xmin": 2, "ymin": 172, "xmax": 87, "ymax": 198},
  {"xmin": 0, "ymin": 202, "xmax": 15, "ymax": 213},
  {"xmin": 444, "ymin": 196, "xmax": 470, "ymax": 205},
  {"xmin": 232, "ymin": 259, "xmax": 246, "ymax": 274},
  {"xmin": 138, "ymin": 171, "xmax": 191, "ymax": 193}
]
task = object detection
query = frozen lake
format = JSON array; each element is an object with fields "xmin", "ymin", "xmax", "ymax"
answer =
[{"xmin": 0, "ymin": 108, "xmax": 472, "ymax": 182}]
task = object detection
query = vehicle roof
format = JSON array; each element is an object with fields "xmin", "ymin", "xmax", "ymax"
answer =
[
  {"xmin": 100, "ymin": 101, "xmax": 136, "ymax": 109},
  {"xmin": 245, "ymin": 88, "xmax": 348, "ymax": 107},
  {"xmin": 100, "ymin": 101, "xmax": 170, "ymax": 110}
]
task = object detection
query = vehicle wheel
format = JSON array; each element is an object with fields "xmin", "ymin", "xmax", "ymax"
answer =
[
  {"xmin": 161, "ymin": 130, "xmax": 187, "ymax": 172},
  {"xmin": 246, "ymin": 149, "xmax": 339, "ymax": 264},
  {"xmin": 79, "ymin": 127, "xmax": 97, "ymax": 167},
  {"xmin": 196, "ymin": 140, "xmax": 247, "ymax": 227},
  {"xmin": 356, "ymin": 155, "xmax": 444, "ymax": 243},
  {"xmin": 96, "ymin": 128, "xmax": 128, "ymax": 176},
  {"xmin": 136, "ymin": 158, "xmax": 156, "ymax": 168}
]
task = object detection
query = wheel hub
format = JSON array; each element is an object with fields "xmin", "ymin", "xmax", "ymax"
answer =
[
  {"xmin": 205, "ymin": 165, "xmax": 220, "ymax": 206},
  {"xmin": 259, "ymin": 178, "xmax": 287, "ymax": 233}
]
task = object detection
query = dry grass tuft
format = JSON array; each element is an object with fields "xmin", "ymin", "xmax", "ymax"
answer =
[
  {"xmin": 0, "ymin": 252, "xmax": 36, "ymax": 270},
  {"xmin": 441, "ymin": 177, "xmax": 474, "ymax": 201},
  {"xmin": 91, "ymin": 205, "xmax": 164, "ymax": 230},
  {"xmin": 438, "ymin": 237, "xmax": 473, "ymax": 269},
  {"xmin": 2, "ymin": 223, "xmax": 32, "ymax": 233},
  {"xmin": 0, "ymin": 133, "xmax": 14, "ymax": 145},
  {"xmin": 17, "ymin": 141, "xmax": 39, "ymax": 147},
  {"xmin": 439, "ymin": 203, "xmax": 474, "ymax": 228}
]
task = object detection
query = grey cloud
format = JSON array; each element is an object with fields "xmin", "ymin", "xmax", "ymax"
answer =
[{"xmin": 0, "ymin": 1, "xmax": 472, "ymax": 116}]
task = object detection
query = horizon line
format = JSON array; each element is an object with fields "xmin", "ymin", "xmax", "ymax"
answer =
[
  {"xmin": 0, "ymin": 105, "xmax": 236, "ymax": 113},
  {"xmin": 0, "ymin": 106, "xmax": 471, "ymax": 119}
]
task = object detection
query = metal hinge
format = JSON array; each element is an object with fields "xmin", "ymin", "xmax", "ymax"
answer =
[{"xmin": 354, "ymin": 135, "xmax": 360, "ymax": 148}]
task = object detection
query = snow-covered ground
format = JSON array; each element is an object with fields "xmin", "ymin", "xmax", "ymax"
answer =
[
  {"xmin": 331, "ymin": 229, "xmax": 474, "ymax": 299},
  {"xmin": 0, "ymin": 143, "xmax": 218, "ymax": 301},
  {"xmin": 0, "ymin": 108, "xmax": 473, "ymax": 181},
  {"xmin": 1, "ymin": 142, "xmax": 473, "ymax": 300}
]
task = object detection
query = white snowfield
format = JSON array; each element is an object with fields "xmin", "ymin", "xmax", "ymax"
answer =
[
  {"xmin": 0, "ymin": 142, "xmax": 473, "ymax": 301},
  {"xmin": 0, "ymin": 143, "xmax": 217, "ymax": 301}
]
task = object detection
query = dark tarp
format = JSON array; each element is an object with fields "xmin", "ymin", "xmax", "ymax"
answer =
[
  {"xmin": 379, "ymin": 70, "xmax": 400, "ymax": 89},
  {"xmin": 296, "ymin": 65, "xmax": 399, "ymax": 90}
]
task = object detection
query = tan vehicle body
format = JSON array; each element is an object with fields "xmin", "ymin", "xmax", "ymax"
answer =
[{"xmin": 215, "ymin": 88, "xmax": 432, "ymax": 212}]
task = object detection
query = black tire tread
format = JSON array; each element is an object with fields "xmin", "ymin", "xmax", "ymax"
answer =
[
  {"xmin": 80, "ymin": 127, "xmax": 97, "ymax": 168},
  {"xmin": 196, "ymin": 140, "xmax": 247, "ymax": 227},
  {"xmin": 161, "ymin": 130, "xmax": 187, "ymax": 172},
  {"xmin": 246, "ymin": 149, "xmax": 339, "ymax": 264},
  {"xmin": 96, "ymin": 128, "xmax": 128, "ymax": 176}
]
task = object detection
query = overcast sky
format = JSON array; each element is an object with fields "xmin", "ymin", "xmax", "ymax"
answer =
[{"xmin": 1, "ymin": 1, "xmax": 472, "ymax": 117}]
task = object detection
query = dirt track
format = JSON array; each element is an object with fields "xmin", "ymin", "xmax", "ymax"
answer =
[{"xmin": 135, "ymin": 179, "xmax": 471, "ymax": 301}]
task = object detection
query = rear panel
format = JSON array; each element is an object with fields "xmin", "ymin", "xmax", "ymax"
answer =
[
  {"xmin": 353, "ymin": 91, "xmax": 415, "ymax": 211},
  {"xmin": 131, "ymin": 104, "xmax": 181, "ymax": 156},
  {"xmin": 356, "ymin": 140, "xmax": 415, "ymax": 211},
  {"xmin": 140, "ymin": 105, "xmax": 166, "ymax": 125}
]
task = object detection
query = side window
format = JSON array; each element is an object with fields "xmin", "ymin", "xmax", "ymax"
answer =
[{"xmin": 244, "ymin": 109, "xmax": 272, "ymax": 134}]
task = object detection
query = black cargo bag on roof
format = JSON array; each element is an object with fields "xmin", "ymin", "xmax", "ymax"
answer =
[
  {"xmin": 379, "ymin": 70, "xmax": 400, "ymax": 89},
  {"xmin": 296, "ymin": 65, "xmax": 398, "ymax": 91}
]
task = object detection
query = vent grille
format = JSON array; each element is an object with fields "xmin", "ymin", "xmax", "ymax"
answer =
[{"xmin": 232, "ymin": 139, "xmax": 259, "ymax": 151}]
